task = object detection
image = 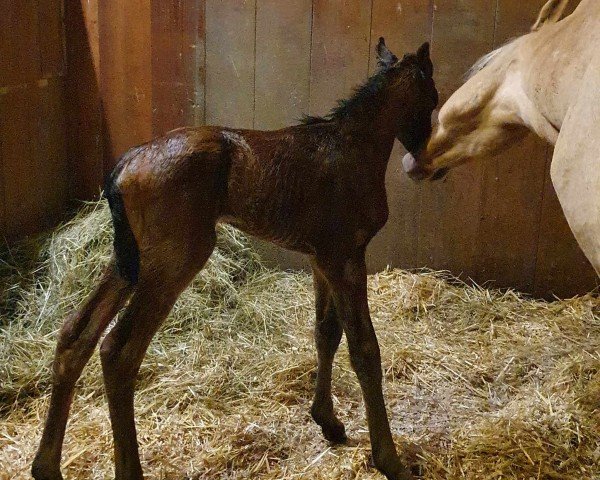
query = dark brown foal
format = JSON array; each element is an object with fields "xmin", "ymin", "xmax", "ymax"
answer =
[{"xmin": 33, "ymin": 38, "xmax": 437, "ymax": 480}]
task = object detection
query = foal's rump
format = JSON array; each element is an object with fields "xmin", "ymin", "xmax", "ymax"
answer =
[{"xmin": 108, "ymin": 127, "xmax": 229, "ymax": 264}]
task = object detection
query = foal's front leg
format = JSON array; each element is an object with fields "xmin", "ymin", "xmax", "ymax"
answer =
[
  {"xmin": 310, "ymin": 262, "xmax": 346, "ymax": 443},
  {"xmin": 314, "ymin": 252, "xmax": 412, "ymax": 480}
]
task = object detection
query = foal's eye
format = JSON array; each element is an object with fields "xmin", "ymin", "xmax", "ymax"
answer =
[{"xmin": 413, "ymin": 69, "xmax": 426, "ymax": 82}]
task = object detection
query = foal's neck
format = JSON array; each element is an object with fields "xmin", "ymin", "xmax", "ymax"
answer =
[
  {"xmin": 338, "ymin": 98, "xmax": 400, "ymax": 159},
  {"xmin": 319, "ymin": 70, "xmax": 410, "ymax": 165}
]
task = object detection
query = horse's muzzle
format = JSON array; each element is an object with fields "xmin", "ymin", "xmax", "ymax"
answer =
[{"xmin": 402, "ymin": 152, "xmax": 448, "ymax": 182}]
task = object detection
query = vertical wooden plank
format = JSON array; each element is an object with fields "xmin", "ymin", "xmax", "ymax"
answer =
[
  {"xmin": 99, "ymin": 0, "xmax": 152, "ymax": 170},
  {"xmin": 417, "ymin": 0, "xmax": 496, "ymax": 276},
  {"xmin": 38, "ymin": 0, "xmax": 65, "ymax": 78},
  {"xmin": 65, "ymin": 0, "xmax": 104, "ymax": 200},
  {"xmin": 254, "ymin": 0, "xmax": 312, "ymax": 130},
  {"xmin": 205, "ymin": 0, "xmax": 256, "ymax": 129},
  {"xmin": 0, "ymin": 86, "xmax": 39, "ymax": 237},
  {"xmin": 0, "ymin": 0, "xmax": 67, "ymax": 240},
  {"xmin": 496, "ymin": 0, "xmax": 546, "ymax": 34},
  {"xmin": 367, "ymin": 0, "xmax": 434, "ymax": 73},
  {"xmin": 251, "ymin": 0, "xmax": 313, "ymax": 270},
  {"xmin": 309, "ymin": 0, "xmax": 372, "ymax": 118},
  {"xmin": 534, "ymin": 152, "xmax": 598, "ymax": 298},
  {"xmin": 84, "ymin": 0, "xmax": 101, "ymax": 81},
  {"xmin": 0, "ymin": 126, "xmax": 4, "ymax": 237},
  {"xmin": 366, "ymin": 0, "xmax": 434, "ymax": 272},
  {"xmin": 0, "ymin": 80, "xmax": 67, "ymax": 238},
  {"xmin": 475, "ymin": 135, "xmax": 548, "ymax": 291},
  {"xmin": 151, "ymin": 0, "xmax": 205, "ymax": 136},
  {"xmin": 36, "ymin": 77, "xmax": 68, "ymax": 229},
  {"xmin": 0, "ymin": 0, "xmax": 40, "ymax": 85},
  {"xmin": 0, "ymin": 0, "xmax": 40, "ymax": 237},
  {"xmin": 429, "ymin": 0, "xmax": 497, "ymax": 105},
  {"xmin": 473, "ymin": 0, "xmax": 548, "ymax": 291}
]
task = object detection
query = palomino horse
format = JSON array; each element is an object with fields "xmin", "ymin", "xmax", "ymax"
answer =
[
  {"xmin": 403, "ymin": 0, "xmax": 600, "ymax": 277},
  {"xmin": 32, "ymin": 39, "xmax": 438, "ymax": 480}
]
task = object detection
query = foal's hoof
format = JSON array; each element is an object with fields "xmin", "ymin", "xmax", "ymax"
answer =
[
  {"xmin": 311, "ymin": 405, "xmax": 347, "ymax": 444},
  {"xmin": 374, "ymin": 454, "xmax": 415, "ymax": 480},
  {"xmin": 381, "ymin": 464, "xmax": 415, "ymax": 480},
  {"xmin": 31, "ymin": 459, "xmax": 64, "ymax": 480},
  {"xmin": 320, "ymin": 419, "xmax": 347, "ymax": 444}
]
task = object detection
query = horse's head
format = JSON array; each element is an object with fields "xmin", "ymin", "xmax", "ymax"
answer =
[
  {"xmin": 376, "ymin": 38, "xmax": 439, "ymax": 156},
  {"xmin": 402, "ymin": 0, "xmax": 571, "ymax": 181},
  {"xmin": 402, "ymin": 56, "xmax": 529, "ymax": 181}
]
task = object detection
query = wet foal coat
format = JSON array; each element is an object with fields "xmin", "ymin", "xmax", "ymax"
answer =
[{"xmin": 33, "ymin": 39, "xmax": 437, "ymax": 480}]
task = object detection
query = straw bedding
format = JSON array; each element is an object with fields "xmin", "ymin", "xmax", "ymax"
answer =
[{"xmin": 0, "ymin": 201, "xmax": 599, "ymax": 479}]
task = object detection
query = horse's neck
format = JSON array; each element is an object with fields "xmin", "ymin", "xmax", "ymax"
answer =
[
  {"xmin": 576, "ymin": 0, "xmax": 599, "ymax": 13},
  {"xmin": 519, "ymin": 3, "xmax": 600, "ymax": 138}
]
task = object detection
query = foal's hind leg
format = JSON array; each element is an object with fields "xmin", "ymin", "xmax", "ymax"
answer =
[
  {"xmin": 99, "ymin": 235, "xmax": 215, "ymax": 480},
  {"xmin": 32, "ymin": 261, "xmax": 133, "ymax": 480},
  {"xmin": 310, "ymin": 261, "xmax": 346, "ymax": 443}
]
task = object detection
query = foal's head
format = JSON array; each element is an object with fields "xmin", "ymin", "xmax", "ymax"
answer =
[
  {"xmin": 374, "ymin": 38, "xmax": 439, "ymax": 155},
  {"xmin": 323, "ymin": 38, "xmax": 438, "ymax": 156}
]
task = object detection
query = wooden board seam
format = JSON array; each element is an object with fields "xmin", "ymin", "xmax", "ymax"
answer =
[{"xmin": 0, "ymin": 76, "xmax": 64, "ymax": 95}]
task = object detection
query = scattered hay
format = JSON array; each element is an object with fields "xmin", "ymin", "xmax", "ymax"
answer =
[{"xmin": 0, "ymin": 201, "xmax": 599, "ymax": 479}]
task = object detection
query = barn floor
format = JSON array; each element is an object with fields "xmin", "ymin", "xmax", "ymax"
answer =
[{"xmin": 1, "ymin": 202, "xmax": 599, "ymax": 480}]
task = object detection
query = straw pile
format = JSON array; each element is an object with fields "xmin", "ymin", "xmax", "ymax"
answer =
[{"xmin": 1, "ymin": 201, "xmax": 599, "ymax": 479}]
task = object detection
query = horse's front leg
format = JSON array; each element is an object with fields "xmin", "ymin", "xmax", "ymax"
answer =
[
  {"xmin": 314, "ymin": 251, "xmax": 412, "ymax": 480},
  {"xmin": 310, "ymin": 261, "xmax": 346, "ymax": 443}
]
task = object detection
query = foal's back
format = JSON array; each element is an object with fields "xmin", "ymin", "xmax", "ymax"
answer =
[{"xmin": 117, "ymin": 121, "xmax": 390, "ymax": 257}]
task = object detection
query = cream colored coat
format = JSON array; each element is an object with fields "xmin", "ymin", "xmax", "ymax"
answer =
[{"xmin": 404, "ymin": 0, "xmax": 600, "ymax": 277}]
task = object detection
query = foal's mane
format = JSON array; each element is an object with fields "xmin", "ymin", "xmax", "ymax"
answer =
[
  {"xmin": 464, "ymin": 38, "xmax": 517, "ymax": 81},
  {"xmin": 300, "ymin": 56, "xmax": 417, "ymax": 125},
  {"xmin": 300, "ymin": 71, "xmax": 388, "ymax": 125}
]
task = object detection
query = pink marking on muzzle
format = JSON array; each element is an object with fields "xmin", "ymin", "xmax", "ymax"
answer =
[
  {"xmin": 402, "ymin": 152, "xmax": 430, "ymax": 180},
  {"xmin": 402, "ymin": 152, "xmax": 417, "ymax": 173}
]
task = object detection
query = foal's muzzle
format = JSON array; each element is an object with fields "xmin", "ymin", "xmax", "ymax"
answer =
[{"xmin": 402, "ymin": 152, "xmax": 431, "ymax": 180}]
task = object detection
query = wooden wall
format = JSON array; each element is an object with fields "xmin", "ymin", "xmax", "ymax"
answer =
[
  {"xmin": 0, "ymin": 0, "xmax": 68, "ymax": 238},
  {"xmin": 2, "ymin": 0, "xmax": 596, "ymax": 298}
]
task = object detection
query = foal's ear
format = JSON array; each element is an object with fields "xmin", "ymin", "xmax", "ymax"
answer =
[
  {"xmin": 416, "ymin": 42, "xmax": 433, "ymax": 78},
  {"xmin": 532, "ymin": 0, "xmax": 570, "ymax": 31},
  {"xmin": 376, "ymin": 37, "xmax": 398, "ymax": 69}
]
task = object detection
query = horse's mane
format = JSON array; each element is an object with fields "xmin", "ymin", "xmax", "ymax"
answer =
[
  {"xmin": 299, "ymin": 68, "xmax": 391, "ymax": 125},
  {"xmin": 464, "ymin": 38, "xmax": 517, "ymax": 81}
]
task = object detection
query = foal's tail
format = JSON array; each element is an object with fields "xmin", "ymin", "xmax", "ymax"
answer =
[{"xmin": 104, "ymin": 159, "xmax": 140, "ymax": 285}]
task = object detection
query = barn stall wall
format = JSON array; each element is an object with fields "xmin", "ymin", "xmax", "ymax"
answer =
[
  {"xmin": 0, "ymin": 0, "xmax": 595, "ymax": 298},
  {"xmin": 0, "ymin": 0, "xmax": 68, "ymax": 238}
]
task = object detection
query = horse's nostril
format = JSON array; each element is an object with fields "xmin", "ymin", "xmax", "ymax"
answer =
[{"xmin": 430, "ymin": 167, "xmax": 449, "ymax": 181}]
